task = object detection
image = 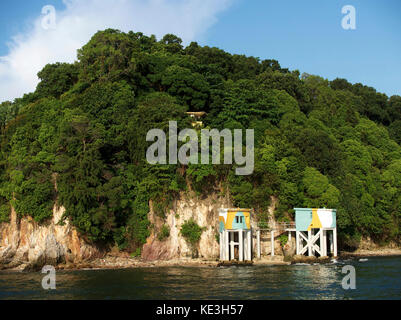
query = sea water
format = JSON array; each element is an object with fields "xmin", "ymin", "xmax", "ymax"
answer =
[{"xmin": 0, "ymin": 256, "xmax": 400, "ymax": 300}]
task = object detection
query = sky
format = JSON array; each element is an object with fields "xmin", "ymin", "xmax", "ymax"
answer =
[{"xmin": 0, "ymin": 0, "xmax": 400, "ymax": 102}]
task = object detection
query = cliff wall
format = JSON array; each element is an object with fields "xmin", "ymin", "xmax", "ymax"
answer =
[
  {"xmin": 1, "ymin": 192, "xmax": 284, "ymax": 270},
  {"xmin": 0, "ymin": 204, "xmax": 104, "ymax": 271},
  {"xmin": 141, "ymin": 193, "xmax": 283, "ymax": 261}
]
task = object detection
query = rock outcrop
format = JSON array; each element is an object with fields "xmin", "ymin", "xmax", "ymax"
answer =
[
  {"xmin": 1, "ymin": 191, "xmax": 287, "ymax": 269},
  {"xmin": 141, "ymin": 192, "xmax": 284, "ymax": 261},
  {"xmin": 0, "ymin": 205, "xmax": 104, "ymax": 271},
  {"xmin": 142, "ymin": 193, "xmax": 231, "ymax": 261}
]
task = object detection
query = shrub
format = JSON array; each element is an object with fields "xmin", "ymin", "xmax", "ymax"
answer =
[
  {"xmin": 279, "ymin": 234, "xmax": 288, "ymax": 247},
  {"xmin": 0, "ymin": 203, "xmax": 10, "ymax": 223},
  {"xmin": 130, "ymin": 248, "xmax": 142, "ymax": 258},
  {"xmin": 158, "ymin": 225, "xmax": 170, "ymax": 241},
  {"xmin": 180, "ymin": 219, "xmax": 205, "ymax": 246}
]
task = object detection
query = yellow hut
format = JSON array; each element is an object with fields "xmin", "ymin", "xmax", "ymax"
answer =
[{"xmin": 218, "ymin": 208, "xmax": 252, "ymax": 262}]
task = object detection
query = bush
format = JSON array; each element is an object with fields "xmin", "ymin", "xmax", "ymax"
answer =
[
  {"xmin": 0, "ymin": 203, "xmax": 10, "ymax": 223},
  {"xmin": 180, "ymin": 219, "xmax": 205, "ymax": 246},
  {"xmin": 215, "ymin": 232, "xmax": 220, "ymax": 243},
  {"xmin": 158, "ymin": 225, "xmax": 170, "ymax": 241},
  {"xmin": 130, "ymin": 248, "xmax": 142, "ymax": 258},
  {"xmin": 279, "ymin": 234, "xmax": 288, "ymax": 247}
]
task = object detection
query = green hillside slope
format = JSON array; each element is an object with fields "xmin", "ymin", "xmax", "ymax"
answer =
[{"xmin": 1, "ymin": 29, "xmax": 400, "ymax": 252}]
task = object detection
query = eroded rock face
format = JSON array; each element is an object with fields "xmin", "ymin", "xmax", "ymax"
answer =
[
  {"xmin": 142, "ymin": 193, "xmax": 231, "ymax": 261},
  {"xmin": 141, "ymin": 193, "xmax": 284, "ymax": 261},
  {"xmin": 0, "ymin": 192, "xmax": 286, "ymax": 268},
  {"xmin": 0, "ymin": 205, "xmax": 105, "ymax": 271}
]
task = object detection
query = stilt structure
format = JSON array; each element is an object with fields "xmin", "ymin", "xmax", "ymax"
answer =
[
  {"xmin": 259, "ymin": 222, "xmax": 296, "ymax": 257},
  {"xmin": 294, "ymin": 208, "xmax": 337, "ymax": 257},
  {"xmin": 219, "ymin": 208, "xmax": 252, "ymax": 261},
  {"xmin": 256, "ymin": 230, "xmax": 261, "ymax": 259}
]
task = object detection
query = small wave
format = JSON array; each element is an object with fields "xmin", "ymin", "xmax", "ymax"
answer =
[{"xmin": 359, "ymin": 258, "xmax": 368, "ymax": 262}]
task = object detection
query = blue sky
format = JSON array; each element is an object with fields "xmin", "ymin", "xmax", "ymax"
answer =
[
  {"xmin": 0, "ymin": 1, "xmax": 64, "ymax": 48},
  {"xmin": 204, "ymin": 0, "xmax": 401, "ymax": 97},
  {"xmin": 0, "ymin": 0, "xmax": 400, "ymax": 101}
]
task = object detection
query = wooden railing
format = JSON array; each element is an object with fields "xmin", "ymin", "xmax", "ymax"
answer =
[{"xmin": 256, "ymin": 222, "xmax": 295, "ymax": 231}]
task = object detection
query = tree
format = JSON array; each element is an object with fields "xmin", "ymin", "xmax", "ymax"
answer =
[
  {"xmin": 302, "ymin": 167, "xmax": 340, "ymax": 208},
  {"xmin": 36, "ymin": 63, "xmax": 78, "ymax": 98}
]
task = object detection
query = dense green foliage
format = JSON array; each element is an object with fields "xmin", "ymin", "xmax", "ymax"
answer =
[
  {"xmin": 158, "ymin": 225, "xmax": 170, "ymax": 241},
  {"xmin": 279, "ymin": 234, "xmax": 288, "ymax": 247},
  {"xmin": 1, "ymin": 29, "xmax": 400, "ymax": 251},
  {"xmin": 180, "ymin": 219, "xmax": 205, "ymax": 246}
]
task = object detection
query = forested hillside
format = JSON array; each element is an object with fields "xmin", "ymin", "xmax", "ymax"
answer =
[{"xmin": 1, "ymin": 29, "xmax": 400, "ymax": 252}]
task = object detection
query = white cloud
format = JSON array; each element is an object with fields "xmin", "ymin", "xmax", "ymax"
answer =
[{"xmin": 0, "ymin": 0, "xmax": 233, "ymax": 102}]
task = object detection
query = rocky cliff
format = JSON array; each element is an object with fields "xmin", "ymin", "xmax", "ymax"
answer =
[
  {"xmin": 0, "ymin": 192, "xmax": 285, "ymax": 270},
  {"xmin": 0, "ymin": 204, "xmax": 104, "ymax": 271},
  {"xmin": 142, "ymin": 193, "xmax": 231, "ymax": 261},
  {"xmin": 141, "ymin": 193, "xmax": 284, "ymax": 261}
]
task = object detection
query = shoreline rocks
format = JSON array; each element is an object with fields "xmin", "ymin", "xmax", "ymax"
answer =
[
  {"xmin": 340, "ymin": 248, "xmax": 401, "ymax": 258},
  {"xmin": 290, "ymin": 255, "xmax": 332, "ymax": 264},
  {"xmin": 2, "ymin": 249, "xmax": 401, "ymax": 272}
]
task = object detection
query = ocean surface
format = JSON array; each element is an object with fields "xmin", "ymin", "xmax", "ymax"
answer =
[{"xmin": 0, "ymin": 256, "xmax": 400, "ymax": 300}]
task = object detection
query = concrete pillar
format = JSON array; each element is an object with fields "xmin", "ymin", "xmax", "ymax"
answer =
[
  {"xmin": 220, "ymin": 231, "xmax": 223, "ymax": 260},
  {"xmin": 320, "ymin": 229, "xmax": 326, "ymax": 257},
  {"xmin": 333, "ymin": 228, "xmax": 338, "ymax": 257},
  {"xmin": 311, "ymin": 229, "xmax": 315, "ymax": 255},
  {"xmin": 219, "ymin": 232, "xmax": 222, "ymax": 260},
  {"xmin": 230, "ymin": 232, "xmax": 236, "ymax": 261},
  {"xmin": 225, "ymin": 230, "xmax": 229, "ymax": 261},
  {"xmin": 271, "ymin": 230, "xmax": 275, "ymax": 257},
  {"xmin": 239, "ymin": 230, "xmax": 244, "ymax": 261},
  {"xmin": 247, "ymin": 230, "xmax": 252, "ymax": 261},
  {"xmin": 243, "ymin": 230, "xmax": 248, "ymax": 261},
  {"xmin": 257, "ymin": 230, "xmax": 261, "ymax": 259},
  {"xmin": 308, "ymin": 230, "xmax": 312, "ymax": 256}
]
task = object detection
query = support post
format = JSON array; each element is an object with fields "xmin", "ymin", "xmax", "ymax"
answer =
[
  {"xmin": 225, "ymin": 230, "xmax": 229, "ymax": 261},
  {"xmin": 230, "ymin": 232, "xmax": 235, "ymax": 261},
  {"xmin": 239, "ymin": 230, "xmax": 244, "ymax": 262},
  {"xmin": 219, "ymin": 231, "xmax": 222, "ymax": 260},
  {"xmin": 257, "ymin": 229, "xmax": 261, "ymax": 259},
  {"xmin": 243, "ymin": 231, "xmax": 248, "ymax": 261},
  {"xmin": 333, "ymin": 228, "xmax": 338, "ymax": 257},
  {"xmin": 322, "ymin": 230, "xmax": 327, "ymax": 257},
  {"xmin": 310, "ymin": 229, "xmax": 316, "ymax": 256},
  {"xmin": 296, "ymin": 231, "xmax": 300, "ymax": 255},
  {"xmin": 319, "ymin": 229, "xmax": 323, "ymax": 257},
  {"xmin": 308, "ymin": 230, "xmax": 312, "ymax": 256},
  {"xmin": 271, "ymin": 230, "xmax": 275, "ymax": 257},
  {"xmin": 247, "ymin": 230, "xmax": 252, "ymax": 261},
  {"xmin": 288, "ymin": 231, "xmax": 292, "ymax": 242}
]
